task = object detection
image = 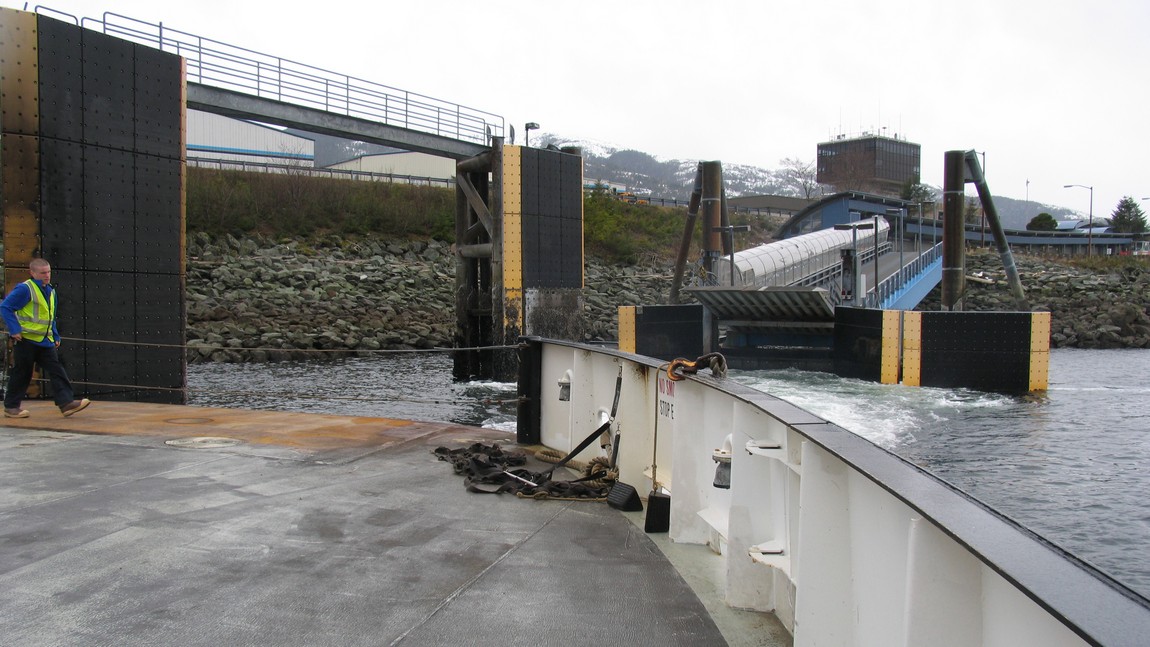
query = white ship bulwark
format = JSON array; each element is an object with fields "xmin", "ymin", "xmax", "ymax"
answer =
[{"xmin": 519, "ymin": 337, "xmax": 1150, "ymax": 646}]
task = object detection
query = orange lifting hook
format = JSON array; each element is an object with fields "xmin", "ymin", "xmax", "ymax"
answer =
[{"xmin": 666, "ymin": 353, "xmax": 727, "ymax": 381}]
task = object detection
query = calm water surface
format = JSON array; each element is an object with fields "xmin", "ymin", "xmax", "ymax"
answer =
[{"xmin": 187, "ymin": 348, "xmax": 1150, "ymax": 599}]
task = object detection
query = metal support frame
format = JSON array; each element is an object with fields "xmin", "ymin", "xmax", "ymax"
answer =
[
  {"xmin": 963, "ymin": 151, "xmax": 1030, "ymax": 311},
  {"xmin": 700, "ymin": 162, "xmax": 724, "ymax": 281},
  {"xmin": 670, "ymin": 161, "xmax": 727, "ymax": 294},
  {"xmin": 453, "ymin": 141, "xmax": 501, "ymax": 380},
  {"xmin": 670, "ymin": 164, "xmax": 704, "ymax": 303}
]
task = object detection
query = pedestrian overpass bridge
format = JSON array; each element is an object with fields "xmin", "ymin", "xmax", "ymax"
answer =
[{"xmin": 79, "ymin": 9, "xmax": 504, "ymax": 160}]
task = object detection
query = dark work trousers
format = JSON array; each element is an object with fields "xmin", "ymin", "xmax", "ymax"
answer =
[{"xmin": 4, "ymin": 340, "xmax": 75, "ymax": 409}]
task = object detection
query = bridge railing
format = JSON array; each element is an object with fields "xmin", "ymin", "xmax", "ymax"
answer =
[
  {"xmin": 74, "ymin": 11, "xmax": 504, "ymax": 146},
  {"xmin": 187, "ymin": 156, "xmax": 453, "ymax": 187},
  {"xmin": 864, "ymin": 241, "xmax": 943, "ymax": 309}
]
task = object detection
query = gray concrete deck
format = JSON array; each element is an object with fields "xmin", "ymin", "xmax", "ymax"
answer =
[{"xmin": 0, "ymin": 402, "xmax": 789, "ymax": 646}]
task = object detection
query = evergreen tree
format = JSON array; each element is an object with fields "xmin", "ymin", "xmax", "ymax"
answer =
[
  {"xmin": 899, "ymin": 175, "xmax": 935, "ymax": 203},
  {"xmin": 1027, "ymin": 213, "xmax": 1058, "ymax": 231},
  {"xmin": 1109, "ymin": 196, "xmax": 1148, "ymax": 234}
]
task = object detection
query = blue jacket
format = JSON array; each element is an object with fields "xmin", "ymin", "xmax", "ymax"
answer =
[{"xmin": 1, "ymin": 280, "xmax": 62, "ymax": 348}]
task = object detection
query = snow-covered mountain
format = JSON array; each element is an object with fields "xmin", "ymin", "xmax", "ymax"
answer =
[
  {"xmin": 539, "ymin": 133, "xmax": 784, "ymax": 199},
  {"xmin": 536, "ymin": 133, "xmax": 1079, "ymax": 230}
]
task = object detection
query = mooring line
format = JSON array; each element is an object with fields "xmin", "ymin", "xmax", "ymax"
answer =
[
  {"xmin": 64, "ymin": 380, "xmax": 521, "ymax": 407},
  {"xmin": 54, "ymin": 335, "xmax": 520, "ymax": 355}
]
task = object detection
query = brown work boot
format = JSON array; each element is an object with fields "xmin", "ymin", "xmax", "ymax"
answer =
[
  {"xmin": 4, "ymin": 407, "xmax": 29, "ymax": 418},
  {"xmin": 60, "ymin": 399, "xmax": 91, "ymax": 417}
]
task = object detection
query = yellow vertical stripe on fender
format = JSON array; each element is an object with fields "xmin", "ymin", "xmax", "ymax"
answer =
[
  {"xmin": 880, "ymin": 309, "xmax": 901, "ymax": 384},
  {"xmin": 901, "ymin": 311, "xmax": 922, "ymax": 386},
  {"xmin": 1029, "ymin": 311, "xmax": 1051, "ymax": 391},
  {"xmin": 618, "ymin": 306, "xmax": 636, "ymax": 354},
  {"xmin": 0, "ymin": 8, "xmax": 39, "ymax": 136},
  {"xmin": 1, "ymin": 8, "xmax": 41, "ymax": 277},
  {"xmin": 501, "ymin": 145, "xmax": 523, "ymax": 332}
]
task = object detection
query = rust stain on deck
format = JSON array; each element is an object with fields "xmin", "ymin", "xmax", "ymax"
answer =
[{"xmin": 0, "ymin": 401, "xmax": 462, "ymax": 452}]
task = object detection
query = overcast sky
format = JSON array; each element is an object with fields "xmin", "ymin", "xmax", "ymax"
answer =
[{"xmin": 8, "ymin": 0, "xmax": 1147, "ymax": 219}]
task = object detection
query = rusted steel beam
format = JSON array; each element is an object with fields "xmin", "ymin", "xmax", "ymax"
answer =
[
  {"xmin": 670, "ymin": 163, "xmax": 703, "ymax": 303},
  {"xmin": 963, "ymin": 151, "xmax": 1030, "ymax": 311}
]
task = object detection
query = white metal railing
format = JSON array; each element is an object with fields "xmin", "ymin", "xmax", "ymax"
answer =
[
  {"xmin": 187, "ymin": 156, "xmax": 453, "ymax": 187},
  {"xmin": 523, "ymin": 338, "xmax": 1150, "ymax": 646},
  {"xmin": 61, "ymin": 10, "xmax": 504, "ymax": 146}
]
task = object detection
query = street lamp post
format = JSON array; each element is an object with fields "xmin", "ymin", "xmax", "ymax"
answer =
[
  {"xmin": 916, "ymin": 202, "xmax": 922, "ymax": 251},
  {"xmin": 712, "ymin": 225, "xmax": 751, "ymax": 286},
  {"xmin": 886, "ymin": 208, "xmax": 905, "ymax": 274},
  {"xmin": 932, "ymin": 201, "xmax": 938, "ymax": 247},
  {"xmin": 835, "ymin": 222, "xmax": 871, "ymax": 306},
  {"xmin": 852, "ymin": 226, "xmax": 859, "ymax": 304},
  {"xmin": 873, "ymin": 216, "xmax": 880, "ymax": 304},
  {"xmin": 920, "ymin": 201, "xmax": 937, "ymax": 247},
  {"xmin": 1063, "ymin": 184, "xmax": 1094, "ymax": 256},
  {"xmin": 525, "ymin": 122, "xmax": 539, "ymax": 147}
]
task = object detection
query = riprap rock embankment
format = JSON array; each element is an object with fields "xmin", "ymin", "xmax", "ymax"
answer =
[
  {"xmin": 918, "ymin": 250, "xmax": 1150, "ymax": 349},
  {"xmin": 187, "ymin": 236, "xmax": 1150, "ymax": 362}
]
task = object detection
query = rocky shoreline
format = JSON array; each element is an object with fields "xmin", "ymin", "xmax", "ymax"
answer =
[
  {"xmin": 918, "ymin": 249, "xmax": 1150, "ymax": 349},
  {"xmin": 186, "ymin": 235, "xmax": 1150, "ymax": 362}
]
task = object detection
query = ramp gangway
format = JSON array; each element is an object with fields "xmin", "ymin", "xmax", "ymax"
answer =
[
  {"xmin": 688, "ymin": 239, "xmax": 943, "ymax": 343},
  {"xmin": 688, "ymin": 285, "xmax": 838, "ymax": 337}
]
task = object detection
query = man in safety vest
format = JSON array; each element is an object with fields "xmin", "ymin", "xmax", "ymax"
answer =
[{"xmin": 1, "ymin": 258, "xmax": 90, "ymax": 418}]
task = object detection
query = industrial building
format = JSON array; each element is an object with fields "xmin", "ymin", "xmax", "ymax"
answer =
[
  {"xmin": 187, "ymin": 110, "xmax": 314, "ymax": 165},
  {"xmin": 327, "ymin": 151, "xmax": 454, "ymax": 179},
  {"xmin": 186, "ymin": 111, "xmax": 453, "ymax": 181},
  {"xmin": 816, "ymin": 132, "xmax": 921, "ymax": 196}
]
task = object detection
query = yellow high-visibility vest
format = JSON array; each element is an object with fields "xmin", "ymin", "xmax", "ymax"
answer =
[{"xmin": 15, "ymin": 279, "xmax": 55, "ymax": 343}]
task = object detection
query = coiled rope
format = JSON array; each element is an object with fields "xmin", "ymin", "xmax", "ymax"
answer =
[
  {"xmin": 433, "ymin": 442, "xmax": 611, "ymax": 502},
  {"xmin": 533, "ymin": 449, "xmax": 618, "ymax": 489}
]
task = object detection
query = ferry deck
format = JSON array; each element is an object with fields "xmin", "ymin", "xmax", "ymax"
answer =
[{"xmin": 0, "ymin": 401, "xmax": 789, "ymax": 646}]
